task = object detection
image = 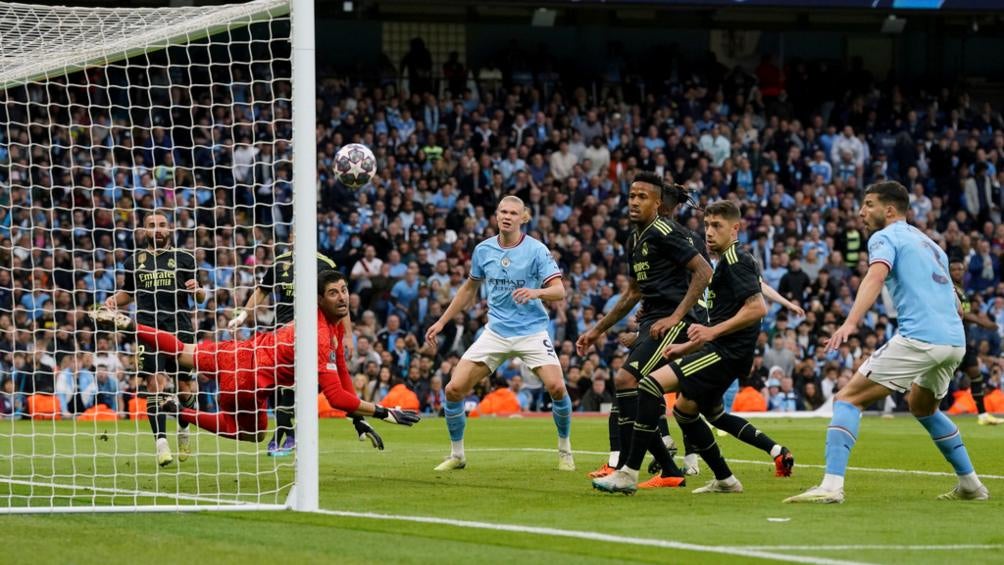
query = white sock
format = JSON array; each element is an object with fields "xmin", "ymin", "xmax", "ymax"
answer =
[
  {"xmin": 450, "ymin": 440, "xmax": 465, "ymax": 459},
  {"xmin": 959, "ymin": 472, "xmax": 982, "ymax": 491},
  {"xmin": 820, "ymin": 473, "xmax": 845, "ymax": 491},
  {"xmin": 684, "ymin": 453, "xmax": 698, "ymax": 465},
  {"xmin": 720, "ymin": 475, "xmax": 738, "ymax": 486},
  {"xmin": 557, "ymin": 436, "xmax": 571, "ymax": 453},
  {"xmin": 156, "ymin": 437, "xmax": 169, "ymax": 451},
  {"xmin": 622, "ymin": 467, "xmax": 639, "ymax": 480},
  {"xmin": 769, "ymin": 444, "xmax": 782, "ymax": 458},
  {"xmin": 608, "ymin": 451, "xmax": 619, "ymax": 467}
]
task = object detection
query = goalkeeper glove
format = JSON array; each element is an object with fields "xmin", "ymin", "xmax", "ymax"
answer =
[
  {"xmin": 352, "ymin": 416, "xmax": 384, "ymax": 450},
  {"xmin": 227, "ymin": 308, "xmax": 249, "ymax": 331},
  {"xmin": 373, "ymin": 406, "xmax": 421, "ymax": 426}
]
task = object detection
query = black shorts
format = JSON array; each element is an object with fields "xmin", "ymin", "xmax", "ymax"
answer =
[
  {"xmin": 624, "ymin": 318, "xmax": 690, "ymax": 381},
  {"xmin": 671, "ymin": 344, "xmax": 752, "ymax": 409},
  {"xmin": 137, "ymin": 331, "xmax": 196, "ymax": 382},
  {"xmin": 961, "ymin": 348, "xmax": 979, "ymax": 370}
]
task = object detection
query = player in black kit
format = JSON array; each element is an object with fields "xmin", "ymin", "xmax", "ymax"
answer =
[
  {"xmin": 229, "ymin": 240, "xmax": 361, "ymax": 455},
  {"xmin": 105, "ymin": 210, "xmax": 206, "ymax": 467},
  {"xmin": 594, "ymin": 200, "xmax": 788, "ymax": 495},
  {"xmin": 949, "ymin": 256, "xmax": 1003, "ymax": 426},
  {"xmin": 577, "ymin": 171, "xmax": 713, "ymax": 489}
]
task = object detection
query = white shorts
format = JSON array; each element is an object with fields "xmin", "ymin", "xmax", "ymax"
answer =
[
  {"xmin": 859, "ymin": 334, "xmax": 964, "ymax": 400},
  {"xmin": 461, "ymin": 328, "xmax": 559, "ymax": 372}
]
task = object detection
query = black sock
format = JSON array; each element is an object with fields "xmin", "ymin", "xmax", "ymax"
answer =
[
  {"xmin": 178, "ymin": 393, "xmax": 196, "ymax": 430},
  {"xmin": 706, "ymin": 407, "xmax": 777, "ymax": 455},
  {"xmin": 615, "ymin": 389, "xmax": 638, "ymax": 468},
  {"xmin": 675, "ymin": 407, "xmax": 731, "ymax": 480},
  {"xmin": 624, "ymin": 378, "xmax": 662, "ymax": 471},
  {"xmin": 147, "ymin": 393, "xmax": 166, "ymax": 440},
  {"xmin": 278, "ymin": 387, "xmax": 295, "ymax": 440},
  {"xmin": 649, "ymin": 398, "xmax": 682, "ymax": 477},
  {"xmin": 970, "ymin": 371, "xmax": 987, "ymax": 415},
  {"xmin": 608, "ymin": 405, "xmax": 621, "ymax": 453}
]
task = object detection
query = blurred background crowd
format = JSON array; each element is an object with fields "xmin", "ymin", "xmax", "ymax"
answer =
[{"xmin": 3, "ymin": 26, "xmax": 1004, "ymax": 419}]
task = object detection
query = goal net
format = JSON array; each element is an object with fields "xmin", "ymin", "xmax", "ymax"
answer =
[{"xmin": 0, "ymin": 0, "xmax": 318, "ymax": 512}]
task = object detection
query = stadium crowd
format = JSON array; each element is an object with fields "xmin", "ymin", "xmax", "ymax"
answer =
[{"xmin": 3, "ymin": 42, "xmax": 1004, "ymax": 420}]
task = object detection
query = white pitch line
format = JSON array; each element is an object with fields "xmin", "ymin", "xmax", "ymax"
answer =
[
  {"xmin": 0, "ymin": 477, "xmax": 249, "ymax": 506},
  {"xmin": 727, "ymin": 544, "xmax": 1004, "ymax": 551},
  {"xmin": 455, "ymin": 448, "xmax": 1004, "ymax": 481},
  {"xmin": 315, "ymin": 508, "xmax": 873, "ymax": 565}
]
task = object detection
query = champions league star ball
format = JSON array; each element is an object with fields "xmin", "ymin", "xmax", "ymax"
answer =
[{"xmin": 334, "ymin": 143, "xmax": 376, "ymax": 189}]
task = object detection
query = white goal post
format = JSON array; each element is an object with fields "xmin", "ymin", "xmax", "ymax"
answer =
[{"xmin": 0, "ymin": 0, "xmax": 317, "ymax": 513}]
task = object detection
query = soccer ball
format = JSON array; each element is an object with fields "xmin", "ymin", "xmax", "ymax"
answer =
[{"xmin": 334, "ymin": 143, "xmax": 376, "ymax": 189}]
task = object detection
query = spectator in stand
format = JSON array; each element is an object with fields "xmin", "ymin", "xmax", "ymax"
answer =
[{"xmin": 579, "ymin": 369, "xmax": 613, "ymax": 412}]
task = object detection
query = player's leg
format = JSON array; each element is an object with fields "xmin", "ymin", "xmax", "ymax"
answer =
[
  {"xmin": 675, "ymin": 394, "xmax": 743, "ymax": 494},
  {"xmin": 141, "ymin": 352, "xmax": 173, "ymax": 467},
  {"xmin": 964, "ymin": 352, "xmax": 1002, "ymax": 425},
  {"xmin": 588, "ymin": 379, "xmax": 621, "ymax": 477},
  {"xmin": 910, "ymin": 347, "xmax": 988, "ymax": 500},
  {"xmin": 168, "ymin": 354, "xmax": 195, "ymax": 462},
  {"xmin": 638, "ymin": 322, "xmax": 689, "ymax": 480},
  {"xmin": 268, "ymin": 386, "xmax": 296, "ymax": 455},
  {"xmin": 519, "ymin": 332, "xmax": 573, "ymax": 470},
  {"xmin": 593, "ymin": 355, "xmax": 688, "ymax": 494},
  {"xmin": 704, "ymin": 402, "xmax": 794, "ymax": 477},
  {"xmin": 133, "ymin": 324, "xmax": 198, "ymax": 369}
]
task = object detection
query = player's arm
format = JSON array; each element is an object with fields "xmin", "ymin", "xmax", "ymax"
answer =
[
  {"xmin": 181, "ymin": 252, "xmax": 207, "ymax": 304},
  {"xmin": 512, "ymin": 276, "xmax": 564, "ymax": 304},
  {"xmin": 760, "ymin": 280, "xmax": 805, "ymax": 317},
  {"xmin": 652, "ymin": 254, "xmax": 712, "ymax": 338},
  {"xmin": 593, "ymin": 279, "xmax": 641, "ymax": 335},
  {"xmin": 104, "ymin": 256, "xmax": 134, "ymax": 309},
  {"xmin": 698, "ymin": 292, "xmax": 767, "ymax": 341},
  {"xmin": 105, "ymin": 289, "xmax": 132, "ymax": 309},
  {"xmin": 826, "ymin": 261, "xmax": 889, "ymax": 350}
]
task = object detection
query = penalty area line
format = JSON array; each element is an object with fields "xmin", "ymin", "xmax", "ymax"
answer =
[{"xmin": 315, "ymin": 508, "xmax": 872, "ymax": 565}]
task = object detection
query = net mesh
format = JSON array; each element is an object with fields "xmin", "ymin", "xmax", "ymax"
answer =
[{"xmin": 0, "ymin": 0, "xmax": 298, "ymax": 510}]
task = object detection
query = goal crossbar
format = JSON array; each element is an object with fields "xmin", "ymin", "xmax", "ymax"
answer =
[{"xmin": 0, "ymin": 0, "xmax": 289, "ymax": 88}]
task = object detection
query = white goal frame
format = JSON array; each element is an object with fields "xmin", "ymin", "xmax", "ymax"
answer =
[{"xmin": 0, "ymin": 0, "xmax": 318, "ymax": 514}]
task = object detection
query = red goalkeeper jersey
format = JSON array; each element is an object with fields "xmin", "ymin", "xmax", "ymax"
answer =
[{"xmin": 257, "ymin": 310, "xmax": 360, "ymax": 413}]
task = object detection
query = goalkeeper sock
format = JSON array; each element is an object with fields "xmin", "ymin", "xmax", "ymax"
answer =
[
  {"xmin": 707, "ymin": 408, "xmax": 777, "ymax": 455},
  {"xmin": 136, "ymin": 324, "xmax": 185, "ymax": 354},
  {"xmin": 445, "ymin": 400, "xmax": 466, "ymax": 458},
  {"xmin": 551, "ymin": 393, "xmax": 572, "ymax": 451},
  {"xmin": 147, "ymin": 393, "xmax": 166, "ymax": 440}
]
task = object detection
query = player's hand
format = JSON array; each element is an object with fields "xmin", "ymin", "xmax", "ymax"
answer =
[
  {"xmin": 227, "ymin": 308, "xmax": 249, "ymax": 330},
  {"xmin": 184, "ymin": 279, "xmax": 199, "ymax": 291},
  {"xmin": 662, "ymin": 343, "xmax": 689, "ymax": 361},
  {"xmin": 512, "ymin": 287, "xmax": 539, "ymax": 304},
  {"xmin": 352, "ymin": 416, "xmax": 384, "ymax": 450},
  {"xmin": 576, "ymin": 328, "xmax": 602, "ymax": 356},
  {"xmin": 103, "ymin": 297, "xmax": 117, "ymax": 310},
  {"xmin": 375, "ymin": 406, "xmax": 421, "ymax": 426},
  {"xmin": 686, "ymin": 324, "xmax": 716, "ymax": 344},
  {"xmin": 425, "ymin": 321, "xmax": 445, "ymax": 348},
  {"xmin": 650, "ymin": 316, "xmax": 680, "ymax": 339},
  {"xmin": 787, "ymin": 303, "xmax": 806, "ymax": 318},
  {"xmin": 617, "ymin": 331, "xmax": 638, "ymax": 348},
  {"xmin": 343, "ymin": 334, "xmax": 356, "ymax": 357},
  {"xmin": 826, "ymin": 322, "xmax": 856, "ymax": 352}
]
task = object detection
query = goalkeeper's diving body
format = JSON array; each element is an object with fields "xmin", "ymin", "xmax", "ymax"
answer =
[{"xmin": 92, "ymin": 270, "xmax": 419, "ymax": 443}]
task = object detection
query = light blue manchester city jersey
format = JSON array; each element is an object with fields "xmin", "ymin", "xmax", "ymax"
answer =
[
  {"xmin": 867, "ymin": 221, "xmax": 964, "ymax": 347},
  {"xmin": 470, "ymin": 233, "xmax": 561, "ymax": 338}
]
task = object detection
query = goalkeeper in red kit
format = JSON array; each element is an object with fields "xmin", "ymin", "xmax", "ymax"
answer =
[{"xmin": 91, "ymin": 270, "xmax": 420, "ymax": 444}]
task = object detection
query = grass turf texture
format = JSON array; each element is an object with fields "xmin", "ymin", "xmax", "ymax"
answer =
[{"xmin": 2, "ymin": 416, "xmax": 1002, "ymax": 564}]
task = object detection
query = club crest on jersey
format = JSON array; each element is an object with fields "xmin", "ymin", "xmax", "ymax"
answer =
[
  {"xmin": 641, "ymin": 242, "xmax": 649, "ymax": 256},
  {"xmin": 138, "ymin": 252, "xmax": 147, "ymax": 264},
  {"xmin": 500, "ymin": 256, "xmax": 511, "ymax": 268},
  {"xmin": 167, "ymin": 258, "xmax": 176, "ymax": 269}
]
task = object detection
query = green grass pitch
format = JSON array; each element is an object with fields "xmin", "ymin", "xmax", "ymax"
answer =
[{"xmin": 2, "ymin": 415, "xmax": 1002, "ymax": 564}]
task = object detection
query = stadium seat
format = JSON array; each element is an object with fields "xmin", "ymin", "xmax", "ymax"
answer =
[
  {"xmin": 947, "ymin": 390, "xmax": 977, "ymax": 415},
  {"xmin": 379, "ymin": 384, "xmax": 420, "ymax": 412},
  {"xmin": 127, "ymin": 397, "xmax": 148, "ymax": 421},
  {"xmin": 77, "ymin": 404, "xmax": 119, "ymax": 422},
  {"xmin": 983, "ymin": 389, "xmax": 1004, "ymax": 414},
  {"xmin": 317, "ymin": 393, "xmax": 345, "ymax": 419},
  {"xmin": 27, "ymin": 394, "xmax": 60, "ymax": 420},
  {"xmin": 472, "ymin": 388, "xmax": 520, "ymax": 416},
  {"xmin": 732, "ymin": 386, "xmax": 768, "ymax": 412}
]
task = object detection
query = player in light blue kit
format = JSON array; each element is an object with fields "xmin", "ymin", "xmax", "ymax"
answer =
[
  {"xmin": 425, "ymin": 195, "xmax": 573, "ymax": 471},
  {"xmin": 786, "ymin": 181, "xmax": 989, "ymax": 503}
]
